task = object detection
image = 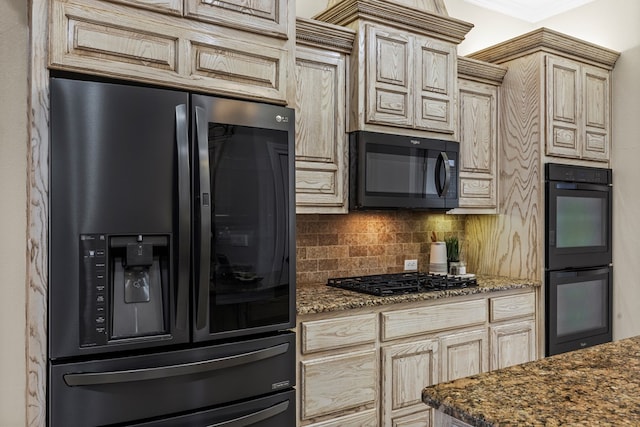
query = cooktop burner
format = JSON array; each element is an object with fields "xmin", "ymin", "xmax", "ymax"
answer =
[{"xmin": 327, "ymin": 272, "xmax": 478, "ymax": 296}]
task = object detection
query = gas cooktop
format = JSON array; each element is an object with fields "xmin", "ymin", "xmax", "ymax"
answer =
[{"xmin": 327, "ymin": 272, "xmax": 478, "ymax": 296}]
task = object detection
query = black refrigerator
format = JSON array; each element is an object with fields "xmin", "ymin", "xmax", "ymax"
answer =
[{"xmin": 48, "ymin": 76, "xmax": 296, "ymax": 426}]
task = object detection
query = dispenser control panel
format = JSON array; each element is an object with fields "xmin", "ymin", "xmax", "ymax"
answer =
[{"xmin": 79, "ymin": 234, "xmax": 108, "ymax": 347}]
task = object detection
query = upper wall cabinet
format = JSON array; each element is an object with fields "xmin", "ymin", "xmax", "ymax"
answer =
[
  {"xmin": 450, "ymin": 57, "xmax": 506, "ymax": 214},
  {"xmin": 294, "ymin": 18, "xmax": 356, "ymax": 214},
  {"xmin": 49, "ymin": 0, "xmax": 295, "ymax": 105},
  {"xmin": 315, "ymin": 0, "xmax": 473, "ymax": 139},
  {"xmin": 470, "ymin": 28, "xmax": 619, "ymax": 164}
]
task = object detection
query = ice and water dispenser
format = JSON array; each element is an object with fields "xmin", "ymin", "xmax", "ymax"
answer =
[{"xmin": 79, "ymin": 234, "xmax": 169, "ymax": 347}]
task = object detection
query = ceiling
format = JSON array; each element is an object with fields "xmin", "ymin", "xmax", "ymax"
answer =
[{"xmin": 462, "ymin": 0, "xmax": 597, "ymax": 23}]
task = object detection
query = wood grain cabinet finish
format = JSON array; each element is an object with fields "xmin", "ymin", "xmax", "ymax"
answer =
[
  {"xmin": 382, "ymin": 339, "xmax": 438, "ymax": 426},
  {"xmin": 365, "ymin": 24, "xmax": 457, "ymax": 134},
  {"xmin": 546, "ymin": 55, "xmax": 611, "ymax": 161},
  {"xmin": 105, "ymin": 0, "xmax": 182, "ymax": 15},
  {"xmin": 297, "ymin": 289, "xmax": 537, "ymax": 426},
  {"xmin": 452, "ymin": 57, "xmax": 506, "ymax": 214},
  {"xmin": 184, "ymin": 0, "xmax": 289, "ymax": 39},
  {"xmin": 49, "ymin": 0, "xmax": 294, "ymax": 105},
  {"xmin": 490, "ymin": 320, "xmax": 536, "ymax": 370},
  {"xmin": 300, "ymin": 350, "xmax": 378, "ymax": 421},
  {"xmin": 315, "ymin": 0, "xmax": 472, "ymax": 138},
  {"xmin": 301, "ymin": 313, "xmax": 376, "ymax": 354},
  {"xmin": 439, "ymin": 329, "xmax": 489, "ymax": 382},
  {"xmin": 465, "ymin": 28, "xmax": 619, "ymax": 284},
  {"xmin": 294, "ymin": 18, "xmax": 355, "ymax": 214}
]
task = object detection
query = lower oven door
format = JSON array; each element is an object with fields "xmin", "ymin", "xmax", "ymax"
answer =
[
  {"xmin": 48, "ymin": 332, "xmax": 295, "ymax": 427},
  {"xmin": 545, "ymin": 267, "xmax": 612, "ymax": 356}
]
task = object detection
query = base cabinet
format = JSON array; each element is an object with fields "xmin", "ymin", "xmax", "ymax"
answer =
[{"xmin": 297, "ymin": 288, "xmax": 537, "ymax": 426}]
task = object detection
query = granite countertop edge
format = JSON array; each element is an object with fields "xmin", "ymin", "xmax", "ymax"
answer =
[{"xmin": 296, "ymin": 275, "xmax": 540, "ymax": 316}]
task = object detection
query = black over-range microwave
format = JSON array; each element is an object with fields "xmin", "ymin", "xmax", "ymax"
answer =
[{"xmin": 349, "ymin": 131, "xmax": 459, "ymax": 210}]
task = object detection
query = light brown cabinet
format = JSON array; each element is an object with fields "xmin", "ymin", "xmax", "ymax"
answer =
[
  {"xmin": 297, "ymin": 288, "xmax": 537, "ymax": 426},
  {"xmin": 315, "ymin": 0, "xmax": 472, "ymax": 138},
  {"xmin": 49, "ymin": 0, "xmax": 295, "ymax": 105},
  {"xmin": 451, "ymin": 57, "xmax": 506, "ymax": 214},
  {"xmin": 546, "ymin": 55, "xmax": 611, "ymax": 161},
  {"xmin": 363, "ymin": 24, "xmax": 457, "ymax": 134},
  {"xmin": 294, "ymin": 19, "xmax": 355, "ymax": 214}
]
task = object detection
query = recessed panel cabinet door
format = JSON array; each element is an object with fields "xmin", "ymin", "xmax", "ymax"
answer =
[
  {"xmin": 546, "ymin": 55, "xmax": 581, "ymax": 158},
  {"xmin": 414, "ymin": 35, "xmax": 456, "ymax": 134},
  {"xmin": 490, "ymin": 320, "xmax": 536, "ymax": 370},
  {"xmin": 185, "ymin": 0, "xmax": 289, "ymax": 39},
  {"xmin": 457, "ymin": 79, "xmax": 497, "ymax": 210},
  {"xmin": 366, "ymin": 24, "xmax": 414, "ymax": 128},
  {"xmin": 582, "ymin": 64, "xmax": 610, "ymax": 161},
  {"xmin": 440, "ymin": 329, "xmax": 489, "ymax": 382},
  {"xmin": 382, "ymin": 339, "xmax": 438, "ymax": 426},
  {"xmin": 294, "ymin": 46, "xmax": 348, "ymax": 213}
]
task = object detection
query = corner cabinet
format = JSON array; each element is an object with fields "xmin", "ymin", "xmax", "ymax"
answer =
[
  {"xmin": 296, "ymin": 288, "xmax": 537, "ymax": 426},
  {"xmin": 294, "ymin": 19, "xmax": 355, "ymax": 214},
  {"xmin": 49, "ymin": 0, "xmax": 295, "ymax": 105},
  {"xmin": 450, "ymin": 57, "xmax": 506, "ymax": 214},
  {"xmin": 315, "ymin": 0, "xmax": 473, "ymax": 138}
]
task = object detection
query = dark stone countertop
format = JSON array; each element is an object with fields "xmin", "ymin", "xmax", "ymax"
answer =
[
  {"xmin": 296, "ymin": 275, "xmax": 540, "ymax": 316},
  {"xmin": 422, "ymin": 336, "xmax": 640, "ymax": 426}
]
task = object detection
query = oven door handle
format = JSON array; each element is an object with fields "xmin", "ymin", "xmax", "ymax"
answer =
[
  {"xmin": 435, "ymin": 151, "xmax": 451, "ymax": 197},
  {"xmin": 207, "ymin": 401, "xmax": 290, "ymax": 427},
  {"xmin": 194, "ymin": 106, "xmax": 211, "ymax": 331},
  {"xmin": 175, "ymin": 104, "xmax": 190, "ymax": 331},
  {"xmin": 63, "ymin": 343, "xmax": 290, "ymax": 386}
]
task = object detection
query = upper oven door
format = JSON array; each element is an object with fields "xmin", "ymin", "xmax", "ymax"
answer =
[
  {"xmin": 350, "ymin": 131, "xmax": 459, "ymax": 210},
  {"xmin": 545, "ymin": 165, "xmax": 612, "ymax": 271},
  {"xmin": 191, "ymin": 95, "xmax": 296, "ymax": 343}
]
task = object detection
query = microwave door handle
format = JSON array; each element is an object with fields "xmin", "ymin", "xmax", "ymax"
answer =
[
  {"xmin": 207, "ymin": 401, "xmax": 290, "ymax": 427},
  {"xmin": 195, "ymin": 106, "xmax": 211, "ymax": 331},
  {"xmin": 175, "ymin": 104, "xmax": 190, "ymax": 331},
  {"xmin": 435, "ymin": 152, "xmax": 451, "ymax": 197}
]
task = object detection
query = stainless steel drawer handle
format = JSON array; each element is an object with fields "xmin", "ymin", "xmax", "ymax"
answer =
[{"xmin": 63, "ymin": 343, "xmax": 289, "ymax": 386}]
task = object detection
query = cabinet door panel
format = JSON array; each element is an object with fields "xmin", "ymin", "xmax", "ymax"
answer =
[
  {"xmin": 440, "ymin": 329, "xmax": 489, "ymax": 382},
  {"xmin": 185, "ymin": 0, "xmax": 289, "ymax": 39},
  {"xmin": 415, "ymin": 37, "xmax": 456, "ymax": 133},
  {"xmin": 546, "ymin": 55, "xmax": 581, "ymax": 158},
  {"xmin": 104, "ymin": 0, "xmax": 182, "ymax": 15},
  {"xmin": 382, "ymin": 339, "xmax": 438, "ymax": 425},
  {"xmin": 490, "ymin": 320, "xmax": 536, "ymax": 370},
  {"xmin": 457, "ymin": 79, "xmax": 497, "ymax": 210},
  {"xmin": 582, "ymin": 65, "xmax": 610, "ymax": 161},
  {"xmin": 294, "ymin": 46, "xmax": 348, "ymax": 213},
  {"xmin": 301, "ymin": 350, "xmax": 378, "ymax": 420},
  {"xmin": 366, "ymin": 24, "xmax": 413, "ymax": 127}
]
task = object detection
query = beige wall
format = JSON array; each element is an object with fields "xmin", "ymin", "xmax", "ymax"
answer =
[
  {"xmin": 1, "ymin": 0, "xmax": 28, "ymax": 425},
  {"xmin": 297, "ymin": 0, "xmax": 640, "ymax": 340}
]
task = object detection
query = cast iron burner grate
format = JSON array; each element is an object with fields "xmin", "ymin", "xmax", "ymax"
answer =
[{"xmin": 327, "ymin": 272, "xmax": 478, "ymax": 296}]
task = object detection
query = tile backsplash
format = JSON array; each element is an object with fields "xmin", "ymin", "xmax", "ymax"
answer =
[{"xmin": 296, "ymin": 212, "xmax": 466, "ymax": 285}]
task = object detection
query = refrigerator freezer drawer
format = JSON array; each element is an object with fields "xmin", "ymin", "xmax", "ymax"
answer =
[{"xmin": 49, "ymin": 332, "xmax": 295, "ymax": 426}]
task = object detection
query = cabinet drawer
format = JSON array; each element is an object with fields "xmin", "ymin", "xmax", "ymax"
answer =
[
  {"xmin": 381, "ymin": 299, "xmax": 487, "ymax": 341},
  {"xmin": 305, "ymin": 409, "xmax": 377, "ymax": 427},
  {"xmin": 490, "ymin": 292, "xmax": 535, "ymax": 322},
  {"xmin": 301, "ymin": 314, "xmax": 376, "ymax": 354},
  {"xmin": 300, "ymin": 350, "xmax": 377, "ymax": 420}
]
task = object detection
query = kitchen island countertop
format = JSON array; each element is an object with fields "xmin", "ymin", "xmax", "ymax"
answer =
[
  {"xmin": 297, "ymin": 275, "xmax": 540, "ymax": 315},
  {"xmin": 422, "ymin": 335, "xmax": 640, "ymax": 426}
]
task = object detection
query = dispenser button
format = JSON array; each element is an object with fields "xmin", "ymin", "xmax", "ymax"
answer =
[{"xmin": 96, "ymin": 316, "xmax": 105, "ymax": 324}]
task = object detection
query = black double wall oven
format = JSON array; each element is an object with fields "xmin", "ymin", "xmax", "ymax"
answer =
[
  {"xmin": 49, "ymin": 75, "xmax": 296, "ymax": 426},
  {"xmin": 545, "ymin": 163, "xmax": 612, "ymax": 356}
]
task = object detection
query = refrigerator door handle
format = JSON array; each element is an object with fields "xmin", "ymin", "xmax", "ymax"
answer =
[
  {"xmin": 63, "ymin": 342, "xmax": 290, "ymax": 386},
  {"xmin": 194, "ymin": 106, "xmax": 211, "ymax": 331},
  {"xmin": 175, "ymin": 104, "xmax": 190, "ymax": 331},
  {"xmin": 206, "ymin": 401, "xmax": 290, "ymax": 427}
]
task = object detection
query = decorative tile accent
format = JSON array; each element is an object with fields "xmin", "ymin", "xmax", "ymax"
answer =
[{"xmin": 295, "ymin": 212, "xmax": 466, "ymax": 285}]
